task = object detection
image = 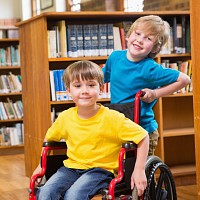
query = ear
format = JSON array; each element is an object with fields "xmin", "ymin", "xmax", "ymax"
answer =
[{"xmin": 66, "ymin": 88, "xmax": 71, "ymax": 97}]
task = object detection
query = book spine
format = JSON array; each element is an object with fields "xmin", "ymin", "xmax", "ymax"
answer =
[
  {"xmin": 67, "ymin": 25, "xmax": 78, "ymax": 58},
  {"xmin": 49, "ymin": 70, "xmax": 56, "ymax": 101},
  {"xmin": 53, "ymin": 70, "xmax": 61, "ymax": 101},
  {"xmin": 57, "ymin": 69, "xmax": 68, "ymax": 101},
  {"xmin": 98, "ymin": 24, "xmax": 107, "ymax": 56},
  {"xmin": 91, "ymin": 24, "xmax": 99, "ymax": 56},
  {"xmin": 107, "ymin": 24, "xmax": 114, "ymax": 55},
  {"xmin": 76, "ymin": 24, "xmax": 84, "ymax": 57},
  {"xmin": 83, "ymin": 24, "xmax": 92, "ymax": 57}
]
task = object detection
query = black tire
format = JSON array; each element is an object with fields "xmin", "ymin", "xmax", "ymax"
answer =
[{"xmin": 144, "ymin": 157, "xmax": 177, "ymax": 200}]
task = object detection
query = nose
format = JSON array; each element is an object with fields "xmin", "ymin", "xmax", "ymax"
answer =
[
  {"xmin": 137, "ymin": 35, "xmax": 143, "ymax": 43},
  {"xmin": 81, "ymin": 85, "xmax": 88, "ymax": 93}
]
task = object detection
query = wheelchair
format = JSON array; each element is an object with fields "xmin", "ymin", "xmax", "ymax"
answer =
[{"xmin": 29, "ymin": 91, "xmax": 177, "ymax": 200}]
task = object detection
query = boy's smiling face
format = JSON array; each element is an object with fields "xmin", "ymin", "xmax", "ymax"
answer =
[
  {"xmin": 126, "ymin": 23, "xmax": 157, "ymax": 62},
  {"xmin": 67, "ymin": 77, "xmax": 102, "ymax": 108}
]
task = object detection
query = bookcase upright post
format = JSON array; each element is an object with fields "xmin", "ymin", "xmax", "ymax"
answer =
[{"xmin": 190, "ymin": 0, "xmax": 200, "ymax": 198}]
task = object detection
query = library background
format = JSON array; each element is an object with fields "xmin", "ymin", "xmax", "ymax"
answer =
[{"xmin": 1, "ymin": 0, "xmax": 200, "ymax": 198}]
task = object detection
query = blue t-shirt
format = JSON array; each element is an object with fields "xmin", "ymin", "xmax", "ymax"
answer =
[{"xmin": 102, "ymin": 50, "xmax": 180, "ymax": 133}]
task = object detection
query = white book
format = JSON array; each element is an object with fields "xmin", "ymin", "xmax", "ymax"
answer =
[
  {"xmin": 113, "ymin": 26, "xmax": 122, "ymax": 50},
  {"xmin": 49, "ymin": 70, "xmax": 56, "ymax": 101}
]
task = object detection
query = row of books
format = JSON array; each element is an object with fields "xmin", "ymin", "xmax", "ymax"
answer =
[
  {"xmin": 0, "ymin": 18, "xmax": 20, "ymax": 28},
  {"xmin": 0, "ymin": 73, "xmax": 22, "ymax": 94},
  {"xmin": 0, "ymin": 18, "xmax": 20, "ymax": 39},
  {"xmin": 47, "ymin": 16, "xmax": 190, "ymax": 59},
  {"xmin": 0, "ymin": 29, "xmax": 19, "ymax": 39},
  {"xmin": 0, "ymin": 45, "xmax": 20, "ymax": 66},
  {"xmin": 161, "ymin": 59, "xmax": 192, "ymax": 93},
  {"xmin": 48, "ymin": 22, "xmax": 122, "ymax": 58},
  {"xmin": 0, "ymin": 98, "xmax": 23, "ymax": 120},
  {"xmin": 160, "ymin": 16, "xmax": 190, "ymax": 54},
  {"xmin": 0, "ymin": 123, "xmax": 24, "ymax": 146},
  {"xmin": 49, "ymin": 69, "xmax": 110, "ymax": 102}
]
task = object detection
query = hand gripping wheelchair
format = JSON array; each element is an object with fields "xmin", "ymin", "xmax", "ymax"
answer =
[{"xmin": 29, "ymin": 91, "xmax": 177, "ymax": 200}]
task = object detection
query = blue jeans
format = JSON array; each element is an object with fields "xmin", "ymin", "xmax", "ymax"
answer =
[{"xmin": 37, "ymin": 166, "xmax": 114, "ymax": 200}]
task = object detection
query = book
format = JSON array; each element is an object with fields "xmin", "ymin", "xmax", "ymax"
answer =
[
  {"xmin": 53, "ymin": 70, "xmax": 61, "ymax": 101},
  {"xmin": 83, "ymin": 24, "xmax": 92, "ymax": 57},
  {"xmin": 107, "ymin": 24, "xmax": 114, "ymax": 55},
  {"xmin": 98, "ymin": 24, "xmax": 107, "ymax": 56},
  {"xmin": 91, "ymin": 24, "xmax": 99, "ymax": 56},
  {"xmin": 67, "ymin": 24, "xmax": 78, "ymax": 57},
  {"xmin": 57, "ymin": 70, "xmax": 68, "ymax": 101},
  {"xmin": 119, "ymin": 27, "xmax": 126, "ymax": 50},
  {"xmin": 76, "ymin": 24, "xmax": 84, "ymax": 57},
  {"xmin": 57, "ymin": 20, "xmax": 68, "ymax": 57},
  {"xmin": 0, "ymin": 101, "xmax": 8, "ymax": 120},
  {"xmin": 48, "ymin": 29, "xmax": 57, "ymax": 58},
  {"xmin": 181, "ymin": 15, "xmax": 186, "ymax": 54},
  {"xmin": 49, "ymin": 70, "xmax": 56, "ymax": 101},
  {"xmin": 113, "ymin": 26, "xmax": 122, "ymax": 50}
]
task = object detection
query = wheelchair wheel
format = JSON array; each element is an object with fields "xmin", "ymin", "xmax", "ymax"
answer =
[{"xmin": 144, "ymin": 156, "xmax": 177, "ymax": 200}]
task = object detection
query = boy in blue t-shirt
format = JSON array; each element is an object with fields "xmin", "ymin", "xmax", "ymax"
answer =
[{"xmin": 102, "ymin": 15, "xmax": 190, "ymax": 156}]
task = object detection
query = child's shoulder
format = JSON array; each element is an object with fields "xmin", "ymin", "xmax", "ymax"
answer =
[{"xmin": 110, "ymin": 49, "xmax": 127, "ymax": 57}]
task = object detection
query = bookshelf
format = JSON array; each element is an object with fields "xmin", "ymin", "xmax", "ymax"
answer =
[
  {"xmin": 16, "ymin": 11, "xmax": 194, "ymax": 185},
  {"xmin": 0, "ymin": 21, "xmax": 24, "ymax": 155}
]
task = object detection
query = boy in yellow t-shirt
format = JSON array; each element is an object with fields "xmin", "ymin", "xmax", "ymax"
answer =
[{"xmin": 32, "ymin": 60, "xmax": 149, "ymax": 200}]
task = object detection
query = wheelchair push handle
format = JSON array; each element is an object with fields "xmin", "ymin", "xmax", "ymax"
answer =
[{"xmin": 134, "ymin": 90, "xmax": 145, "ymax": 125}]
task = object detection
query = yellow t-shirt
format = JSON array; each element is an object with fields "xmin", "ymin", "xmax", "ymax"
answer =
[{"xmin": 46, "ymin": 104, "xmax": 147, "ymax": 174}]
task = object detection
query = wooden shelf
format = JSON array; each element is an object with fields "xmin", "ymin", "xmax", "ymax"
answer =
[
  {"xmin": 0, "ymin": 145, "xmax": 24, "ymax": 155},
  {"xmin": 0, "ymin": 92, "xmax": 22, "ymax": 96},
  {"xmin": 163, "ymin": 127, "xmax": 194, "ymax": 137},
  {"xmin": 170, "ymin": 164, "xmax": 196, "ymax": 177}
]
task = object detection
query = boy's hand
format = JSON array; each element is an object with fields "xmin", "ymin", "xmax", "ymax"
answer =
[
  {"xmin": 131, "ymin": 168, "xmax": 147, "ymax": 197},
  {"xmin": 32, "ymin": 164, "xmax": 43, "ymax": 186},
  {"xmin": 141, "ymin": 88, "xmax": 157, "ymax": 103}
]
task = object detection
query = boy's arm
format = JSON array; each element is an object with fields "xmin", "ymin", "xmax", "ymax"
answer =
[
  {"xmin": 131, "ymin": 134, "xmax": 149, "ymax": 196},
  {"xmin": 141, "ymin": 72, "xmax": 191, "ymax": 103}
]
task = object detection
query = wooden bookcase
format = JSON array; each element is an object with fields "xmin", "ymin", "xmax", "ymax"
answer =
[
  {"xmin": 16, "ymin": 11, "xmax": 195, "ymax": 185},
  {"xmin": 0, "ymin": 28, "xmax": 24, "ymax": 155}
]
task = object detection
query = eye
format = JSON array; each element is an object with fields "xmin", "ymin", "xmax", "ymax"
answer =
[
  {"xmin": 135, "ymin": 31, "xmax": 140, "ymax": 36},
  {"xmin": 74, "ymin": 84, "xmax": 81, "ymax": 88},
  {"xmin": 88, "ymin": 84, "xmax": 96, "ymax": 87}
]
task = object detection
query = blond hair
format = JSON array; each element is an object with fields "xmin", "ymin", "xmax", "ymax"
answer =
[
  {"xmin": 63, "ymin": 60, "xmax": 104, "ymax": 88},
  {"xmin": 126, "ymin": 15, "xmax": 170, "ymax": 58}
]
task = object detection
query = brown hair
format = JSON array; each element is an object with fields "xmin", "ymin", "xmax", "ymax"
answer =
[
  {"xmin": 126, "ymin": 15, "xmax": 170, "ymax": 58},
  {"xmin": 63, "ymin": 60, "xmax": 104, "ymax": 88}
]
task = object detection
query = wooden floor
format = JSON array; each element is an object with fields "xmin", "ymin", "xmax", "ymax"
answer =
[{"xmin": 0, "ymin": 154, "xmax": 198, "ymax": 200}]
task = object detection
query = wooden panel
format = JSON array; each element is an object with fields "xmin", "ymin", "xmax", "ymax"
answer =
[
  {"xmin": 190, "ymin": 0, "xmax": 200, "ymax": 198},
  {"xmin": 19, "ymin": 17, "xmax": 51, "ymax": 177}
]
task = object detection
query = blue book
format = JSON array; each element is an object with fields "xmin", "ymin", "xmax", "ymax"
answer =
[
  {"xmin": 91, "ymin": 24, "xmax": 99, "ymax": 56},
  {"xmin": 98, "ymin": 24, "xmax": 107, "ymax": 56},
  {"xmin": 57, "ymin": 70, "xmax": 68, "ymax": 101},
  {"xmin": 107, "ymin": 24, "xmax": 114, "ymax": 55},
  {"xmin": 83, "ymin": 24, "xmax": 92, "ymax": 57},
  {"xmin": 67, "ymin": 25, "xmax": 78, "ymax": 57},
  {"xmin": 53, "ymin": 70, "xmax": 61, "ymax": 101},
  {"xmin": 76, "ymin": 24, "xmax": 84, "ymax": 57}
]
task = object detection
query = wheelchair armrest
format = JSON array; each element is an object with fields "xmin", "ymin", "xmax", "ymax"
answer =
[
  {"xmin": 122, "ymin": 141, "xmax": 137, "ymax": 149},
  {"xmin": 43, "ymin": 141, "xmax": 67, "ymax": 149}
]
